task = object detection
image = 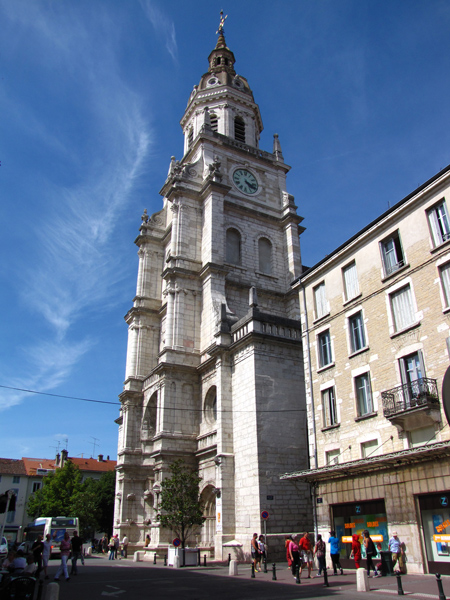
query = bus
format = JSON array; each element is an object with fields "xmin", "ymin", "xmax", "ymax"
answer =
[{"xmin": 23, "ymin": 517, "xmax": 79, "ymax": 556}]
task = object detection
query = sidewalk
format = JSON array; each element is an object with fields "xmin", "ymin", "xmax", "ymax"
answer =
[{"xmin": 171, "ymin": 560, "xmax": 450, "ymax": 598}]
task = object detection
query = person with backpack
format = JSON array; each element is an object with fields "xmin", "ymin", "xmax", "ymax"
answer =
[
  {"xmin": 313, "ymin": 534, "xmax": 326, "ymax": 576},
  {"xmin": 362, "ymin": 530, "xmax": 379, "ymax": 577}
]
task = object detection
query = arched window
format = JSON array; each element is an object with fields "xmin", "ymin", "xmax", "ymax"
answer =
[
  {"xmin": 204, "ymin": 386, "xmax": 217, "ymax": 425},
  {"xmin": 258, "ymin": 237, "xmax": 272, "ymax": 274},
  {"xmin": 234, "ymin": 116, "xmax": 246, "ymax": 143},
  {"xmin": 210, "ymin": 112, "xmax": 218, "ymax": 132},
  {"xmin": 226, "ymin": 228, "xmax": 241, "ymax": 265},
  {"xmin": 142, "ymin": 392, "xmax": 157, "ymax": 438},
  {"xmin": 188, "ymin": 128, "xmax": 194, "ymax": 148}
]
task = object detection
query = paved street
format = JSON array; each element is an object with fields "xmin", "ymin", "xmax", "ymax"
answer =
[{"xmin": 41, "ymin": 555, "xmax": 450, "ymax": 600}]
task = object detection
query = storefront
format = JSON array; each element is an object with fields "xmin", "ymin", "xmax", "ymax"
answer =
[
  {"xmin": 419, "ymin": 491, "xmax": 450, "ymax": 575},
  {"xmin": 331, "ymin": 499, "xmax": 388, "ymax": 567}
]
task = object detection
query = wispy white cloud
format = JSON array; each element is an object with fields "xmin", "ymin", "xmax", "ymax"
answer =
[
  {"xmin": 0, "ymin": 2, "xmax": 152, "ymax": 411},
  {"xmin": 140, "ymin": 0, "xmax": 178, "ymax": 63}
]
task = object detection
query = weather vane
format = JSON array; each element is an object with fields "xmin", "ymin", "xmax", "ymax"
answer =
[{"xmin": 216, "ymin": 10, "xmax": 227, "ymax": 35}]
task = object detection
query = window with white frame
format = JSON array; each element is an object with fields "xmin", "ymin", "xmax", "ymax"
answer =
[
  {"xmin": 355, "ymin": 373, "xmax": 373, "ymax": 416},
  {"xmin": 318, "ymin": 330, "xmax": 333, "ymax": 368},
  {"xmin": 390, "ymin": 284, "xmax": 416, "ymax": 332},
  {"xmin": 427, "ymin": 200, "xmax": 450, "ymax": 247},
  {"xmin": 322, "ymin": 387, "xmax": 338, "ymax": 427},
  {"xmin": 380, "ymin": 231, "xmax": 405, "ymax": 276},
  {"xmin": 326, "ymin": 449, "xmax": 340, "ymax": 466},
  {"xmin": 361, "ymin": 439, "xmax": 379, "ymax": 458},
  {"xmin": 349, "ymin": 311, "xmax": 366, "ymax": 353},
  {"xmin": 440, "ymin": 262, "xmax": 450, "ymax": 308},
  {"xmin": 314, "ymin": 282, "xmax": 328, "ymax": 319},
  {"xmin": 343, "ymin": 262, "xmax": 360, "ymax": 301}
]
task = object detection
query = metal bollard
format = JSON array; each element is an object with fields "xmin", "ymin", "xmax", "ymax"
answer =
[
  {"xmin": 203, "ymin": 554, "xmax": 207, "ymax": 567},
  {"xmin": 324, "ymin": 566, "xmax": 329, "ymax": 587},
  {"xmin": 251, "ymin": 563, "xmax": 255, "ymax": 578},
  {"xmin": 228, "ymin": 553, "xmax": 231, "ymax": 565},
  {"xmin": 197, "ymin": 549, "xmax": 200, "ymax": 566},
  {"xmin": 153, "ymin": 553, "xmax": 157, "ymax": 564},
  {"xmin": 272, "ymin": 562, "xmax": 277, "ymax": 581},
  {"xmin": 396, "ymin": 572, "xmax": 404, "ymax": 596},
  {"xmin": 295, "ymin": 563, "xmax": 301, "ymax": 584},
  {"xmin": 436, "ymin": 574, "xmax": 447, "ymax": 600},
  {"xmin": 263, "ymin": 558, "xmax": 267, "ymax": 573},
  {"xmin": 164, "ymin": 555, "xmax": 167, "ymax": 566}
]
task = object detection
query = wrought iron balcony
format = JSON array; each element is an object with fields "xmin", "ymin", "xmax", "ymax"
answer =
[{"xmin": 381, "ymin": 377, "xmax": 440, "ymax": 420}]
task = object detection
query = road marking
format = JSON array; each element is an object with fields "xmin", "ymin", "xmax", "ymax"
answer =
[{"xmin": 101, "ymin": 590, "xmax": 126, "ymax": 597}]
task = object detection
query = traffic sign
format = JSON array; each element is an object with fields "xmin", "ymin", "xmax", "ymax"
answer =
[
  {"xmin": 261, "ymin": 510, "xmax": 269, "ymax": 520},
  {"xmin": 173, "ymin": 538, "xmax": 181, "ymax": 547}
]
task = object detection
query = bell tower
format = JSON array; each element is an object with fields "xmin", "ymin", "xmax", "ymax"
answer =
[{"xmin": 115, "ymin": 15, "xmax": 312, "ymax": 559}]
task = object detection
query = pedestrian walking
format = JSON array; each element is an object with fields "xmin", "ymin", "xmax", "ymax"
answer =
[
  {"xmin": 108, "ymin": 536, "xmax": 116, "ymax": 560},
  {"xmin": 285, "ymin": 535, "xmax": 293, "ymax": 569},
  {"xmin": 54, "ymin": 531, "xmax": 71, "ymax": 582},
  {"xmin": 350, "ymin": 533, "xmax": 362, "ymax": 569},
  {"xmin": 299, "ymin": 532, "xmax": 313, "ymax": 578},
  {"xmin": 250, "ymin": 533, "xmax": 260, "ymax": 572},
  {"xmin": 388, "ymin": 531, "xmax": 404, "ymax": 573},
  {"xmin": 289, "ymin": 534, "xmax": 300, "ymax": 580},
  {"xmin": 328, "ymin": 530, "xmax": 344, "ymax": 575},
  {"xmin": 362, "ymin": 530, "xmax": 379, "ymax": 577},
  {"xmin": 42, "ymin": 534, "xmax": 52, "ymax": 579},
  {"xmin": 313, "ymin": 534, "xmax": 326, "ymax": 576},
  {"xmin": 258, "ymin": 535, "xmax": 266, "ymax": 569},
  {"xmin": 70, "ymin": 531, "xmax": 83, "ymax": 575},
  {"xmin": 31, "ymin": 534, "xmax": 44, "ymax": 576}
]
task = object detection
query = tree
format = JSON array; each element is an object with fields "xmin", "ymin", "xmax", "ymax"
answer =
[
  {"xmin": 157, "ymin": 460, "xmax": 205, "ymax": 548},
  {"xmin": 27, "ymin": 461, "xmax": 116, "ymax": 539}
]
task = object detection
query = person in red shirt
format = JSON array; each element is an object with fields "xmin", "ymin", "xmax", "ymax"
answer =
[
  {"xmin": 298, "ymin": 532, "xmax": 313, "ymax": 579},
  {"xmin": 350, "ymin": 533, "xmax": 362, "ymax": 569}
]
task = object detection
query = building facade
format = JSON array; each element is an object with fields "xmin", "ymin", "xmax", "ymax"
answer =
[
  {"xmin": 283, "ymin": 165, "xmax": 450, "ymax": 574},
  {"xmin": 114, "ymin": 26, "xmax": 311, "ymax": 558}
]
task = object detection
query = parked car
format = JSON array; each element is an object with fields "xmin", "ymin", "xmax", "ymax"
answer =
[{"xmin": 0, "ymin": 536, "xmax": 7, "ymax": 558}]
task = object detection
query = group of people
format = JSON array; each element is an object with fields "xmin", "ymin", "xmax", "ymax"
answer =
[
  {"xmin": 53, "ymin": 530, "xmax": 84, "ymax": 582},
  {"xmin": 250, "ymin": 533, "xmax": 267, "ymax": 572},
  {"xmin": 283, "ymin": 529, "xmax": 405, "ymax": 579},
  {"xmin": 351, "ymin": 530, "xmax": 405, "ymax": 577},
  {"xmin": 97, "ymin": 534, "xmax": 129, "ymax": 559}
]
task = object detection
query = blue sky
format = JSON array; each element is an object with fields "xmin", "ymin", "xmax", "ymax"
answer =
[{"xmin": 1, "ymin": 0, "xmax": 450, "ymax": 461}]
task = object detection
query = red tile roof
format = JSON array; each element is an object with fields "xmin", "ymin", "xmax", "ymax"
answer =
[
  {"xmin": 22, "ymin": 458, "xmax": 56, "ymax": 476},
  {"xmin": 0, "ymin": 458, "xmax": 27, "ymax": 475},
  {"xmin": 69, "ymin": 457, "xmax": 116, "ymax": 473}
]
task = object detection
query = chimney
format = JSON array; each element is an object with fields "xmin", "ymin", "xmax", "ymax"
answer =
[
  {"xmin": 61, "ymin": 449, "xmax": 68, "ymax": 467},
  {"xmin": 56, "ymin": 453, "xmax": 60, "ymax": 467},
  {"xmin": 98, "ymin": 454, "xmax": 104, "ymax": 462},
  {"xmin": 107, "ymin": 456, "xmax": 110, "ymax": 461}
]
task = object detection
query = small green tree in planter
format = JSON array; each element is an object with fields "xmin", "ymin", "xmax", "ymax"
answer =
[{"xmin": 157, "ymin": 459, "xmax": 205, "ymax": 549}]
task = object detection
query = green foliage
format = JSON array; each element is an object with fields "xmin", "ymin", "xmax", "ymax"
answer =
[
  {"xmin": 157, "ymin": 459, "xmax": 205, "ymax": 548},
  {"xmin": 26, "ymin": 461, "xmax": 116, "ymax": 539}
]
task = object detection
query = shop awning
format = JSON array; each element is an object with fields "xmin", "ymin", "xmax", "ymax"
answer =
[{"xmin": 281, "ymin": 440, "xmax": 450, "ymax": 483}]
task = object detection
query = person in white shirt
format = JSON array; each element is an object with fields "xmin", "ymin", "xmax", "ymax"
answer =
[
  {"xmin": 42, "ymin": 534, "xmax": 52, "ymax": 579},
  {"xmin": 122, "ymin": 535, "xmax": 129, "ymax": 559}
]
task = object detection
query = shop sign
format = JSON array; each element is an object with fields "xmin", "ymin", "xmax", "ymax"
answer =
[
  {"xmin": 435, "ymin": 519, "xmax": 450, "ymax": 533},
  {"xmin": 344, "ymin": 523, "xmax": 355, "ymax": 529},
  {"xmin": 434, "ymin": 534, "xmax": 450, "ymax": 542},
  {"xmin": 440, "ymin": 496, "xmax": 449, "ymax": 507},
  {"xmin": 355, "ymin": 505, "xmax": 362, "ymax": 514},
  {"xmin": 342, "ymin": 534, "xmax": 384, "ymax": 543}
]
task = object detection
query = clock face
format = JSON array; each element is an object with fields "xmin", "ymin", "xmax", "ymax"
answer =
[{"xmin": 233, "ymin": 169, "xmax": 258, "ymax": 194}]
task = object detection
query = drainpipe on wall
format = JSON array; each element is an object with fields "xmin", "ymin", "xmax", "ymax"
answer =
[{"xmin": 301, "ymin": 283, "xmax": 318, "ymax": 538}]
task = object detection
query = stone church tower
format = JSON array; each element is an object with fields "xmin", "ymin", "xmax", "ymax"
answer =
[{"xmin": 114, "ymin": 22, "xmax": 311, "ymax": 558}]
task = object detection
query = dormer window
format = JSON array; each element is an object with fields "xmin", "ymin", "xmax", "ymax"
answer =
[
  {"xmin": 234, "ymin": 117, "xmax": 246, "ymax": 143},
  {"xmin": 210, "ymin": 113, "xmax": 218, "ymax": 132}
]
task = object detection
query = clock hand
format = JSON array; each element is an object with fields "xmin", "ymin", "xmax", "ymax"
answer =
[{"xmin": 245, "ymin": 179, "xmax": 256, "ymax": 190}]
